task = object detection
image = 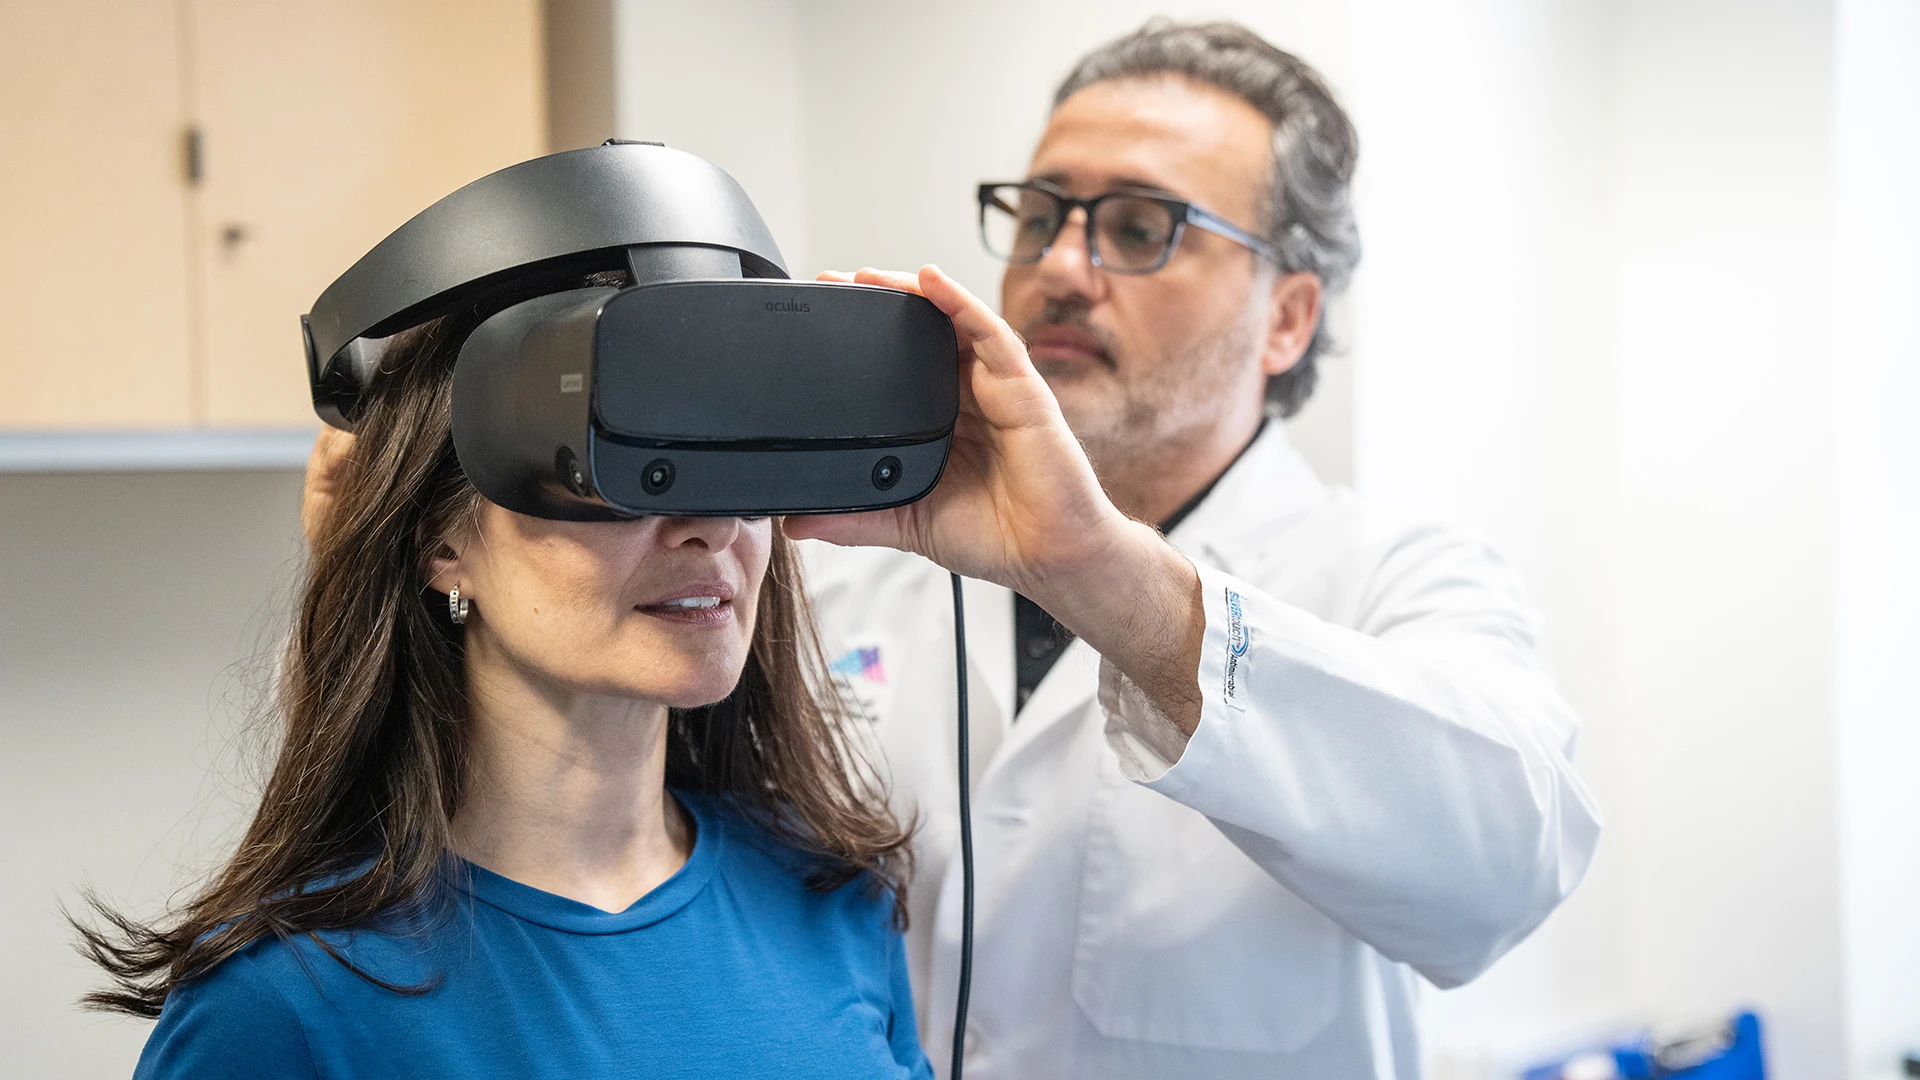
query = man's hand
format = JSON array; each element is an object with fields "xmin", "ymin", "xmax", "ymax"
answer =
[
  {"xmin": 301, "ymin": 426, "xmax": 356, "ymax": 550},
  {"xmin": 785, "ymin": 266, "xmax": 1207, "ymax": 733}
]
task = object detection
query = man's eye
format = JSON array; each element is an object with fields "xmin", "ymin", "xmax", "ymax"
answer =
[
  {"xmin": 1110, "ymin": 225, "xmax": 1164, "ymax": 253},
  {"xmin": 1018, "ymin": 214, "xmax": 1059, "ymax": 236}
]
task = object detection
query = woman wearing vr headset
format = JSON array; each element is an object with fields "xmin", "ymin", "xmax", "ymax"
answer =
[{"xmin": 72, "ymin": 285, "xmax": 931, "ymax": 1078}]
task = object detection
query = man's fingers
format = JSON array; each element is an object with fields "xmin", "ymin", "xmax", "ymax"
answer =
[
  {"xmin": 782, "ymin": 509, "xmax": 907, "ymax": 550},
  {"xmin": 301, "ymin": 427, "xmax": 357, "ymax": 548},
  {"xmin": 832, "ymin": 264, "xmax": 1050, "ymax": 424},
  {"xmin": 852, "ymin": 267, "xmax": 925, "ymax": 295},
  {"xmin": 308, "ymin": 427, "xmax": 355, "ymax": 493},
  {"xmin": 916, "ymin": 264, "xmax": 1037, "ymax": 382},
  {"xmin": 815, "ymin": 270, "xmax": 857, "ymax": 282}
]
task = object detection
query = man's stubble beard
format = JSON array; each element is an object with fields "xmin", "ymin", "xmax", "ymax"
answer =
[{"xmin": 1031, "ymin": 299, "xmax": 1266, "ymax": 499}]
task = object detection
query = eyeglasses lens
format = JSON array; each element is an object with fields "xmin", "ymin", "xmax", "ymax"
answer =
[
  {"xmin": 1092, "ymin": 196, "xmax": 1178, "ymax": 272},
  {"xmin": 982, "ymin": 186, "xmax": 1061, "ymax": 263},
  {"xmin": 983, "ymin": 186, "xmax": 1179, "ymax": 272}
]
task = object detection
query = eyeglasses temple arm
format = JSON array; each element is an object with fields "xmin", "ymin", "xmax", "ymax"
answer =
[{"xmin": 1185, "ymin": 205, "xmax": 1282, "ymax": 265}]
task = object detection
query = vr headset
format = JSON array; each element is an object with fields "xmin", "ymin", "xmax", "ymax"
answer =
[{"xmin": 302, "ymin": 141, "xmax": 959, "ymax": 520}]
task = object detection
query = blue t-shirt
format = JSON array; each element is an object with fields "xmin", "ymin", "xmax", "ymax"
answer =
[{"xmin": 133, "ymin": 792, "xmax": 931, "ymax": 1079}]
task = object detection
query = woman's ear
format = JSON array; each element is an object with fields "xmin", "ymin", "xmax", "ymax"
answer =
[{"xmin": 425, "ymin": 536, "xmax": 465, "ymax": 596}]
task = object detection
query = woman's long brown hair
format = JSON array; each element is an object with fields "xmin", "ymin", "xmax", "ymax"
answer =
[{"xmin": 73, "ymin": 297, "xmax": 913, "ymax": 1019}]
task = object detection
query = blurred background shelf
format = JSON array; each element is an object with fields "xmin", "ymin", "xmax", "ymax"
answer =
[{"xmin": 0, "ymin": 429, "xmax": 317, "ymax": 472}]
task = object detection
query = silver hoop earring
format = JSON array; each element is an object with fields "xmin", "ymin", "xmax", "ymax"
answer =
[{"xmin": 448, "ymin": 583, "xmax": 470, "ymax": 625}]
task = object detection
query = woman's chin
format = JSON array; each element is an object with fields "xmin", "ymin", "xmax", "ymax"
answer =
[
  {"xmin": 556, "ymin": 636, "xmax": 750, "ymax": 708},
  {"xmin": 549, "ymin": 672, "xmax": 741, "ymax": 711},
  {"xmin": 613, "ymin": 662, "xmax": 746, "ymax": 711},
  {"xmin": 657, "ymin": 679, "xmax": 744, "ymax": 710}
]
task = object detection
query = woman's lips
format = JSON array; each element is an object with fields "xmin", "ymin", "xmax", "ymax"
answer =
[
  {"xmin": 637, "ymin": 599, "xmax": 734, "ymax": 626},
  {"xmin": 637, "ymin": 583, "xmax": 736, "ymax": 626}
]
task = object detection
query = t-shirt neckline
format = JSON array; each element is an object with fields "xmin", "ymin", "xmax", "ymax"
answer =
[{"xmin": 456, "ymin": 790, "xmax": 722, "ymax": 935}]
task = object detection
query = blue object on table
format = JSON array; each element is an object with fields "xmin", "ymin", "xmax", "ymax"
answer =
[{"xmin": 1523, "ymin": 1011, "xmax": 1764, "ymax": 1080}]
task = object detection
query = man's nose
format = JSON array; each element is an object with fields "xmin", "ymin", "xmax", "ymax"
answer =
[
  {"xmin": 1033, "ymin": 207, "xmax": 1103, "ymax": 299},
  {"xmin": 653, "ymin": 515, "xmax": 744, "ymax": 552}
]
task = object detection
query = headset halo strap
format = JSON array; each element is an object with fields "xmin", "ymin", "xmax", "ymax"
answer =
[{"xmin": 302, "ymin": 142, "xmax": 788, "ymax": 428}]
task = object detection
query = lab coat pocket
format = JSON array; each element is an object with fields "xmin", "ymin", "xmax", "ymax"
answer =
[{"xmin": 1072, "ymin": 759, "xmax": 1343, "ymax": 1054}]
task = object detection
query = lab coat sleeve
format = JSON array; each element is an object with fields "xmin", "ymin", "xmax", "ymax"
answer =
[{"xmin": 1097, "ymin": 527, "xmax": 1602, "ymax": 988}]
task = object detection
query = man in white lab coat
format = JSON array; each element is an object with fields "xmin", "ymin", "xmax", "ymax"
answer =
[{"xmin": 785, "ymin": 20, "xmax": 1604, "ymax": 1080}]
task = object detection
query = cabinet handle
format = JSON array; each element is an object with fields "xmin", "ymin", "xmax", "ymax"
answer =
[
  {"xmin": 221, "ymin": 223, "xmax": 252, "ymax": 249},
  {"xmin": 183, "ymin": 126, "xmax": 204, "ymax": 185}
]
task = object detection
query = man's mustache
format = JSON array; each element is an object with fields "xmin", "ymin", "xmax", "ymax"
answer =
[{"xmin": 1020, "ymin": 300, "xmax": 1120, "ymax": 371}]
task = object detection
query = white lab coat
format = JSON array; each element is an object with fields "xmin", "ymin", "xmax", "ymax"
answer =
[{"xmin": 800, "ymin": 422, "xmax": 1602, "ymax": 1079}]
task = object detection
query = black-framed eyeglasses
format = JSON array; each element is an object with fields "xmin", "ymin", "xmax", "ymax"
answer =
[{"xmin": 977, "ymin": 179, "xmax": 1278, "ymax": 275}]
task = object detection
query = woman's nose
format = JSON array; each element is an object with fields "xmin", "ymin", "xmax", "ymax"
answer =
[{"xmin": 652, "ymin": 515, "xmax": 744, "ymax": 552}]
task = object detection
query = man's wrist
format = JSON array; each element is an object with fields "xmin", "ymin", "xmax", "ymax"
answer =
[
  {"xmin": 1030, "ymin": 520, "xmax": 1207, "ymax": 735},
  {"xmin": 1021, "ymin": 517, "xmax": 1162, "ymax": 623}
]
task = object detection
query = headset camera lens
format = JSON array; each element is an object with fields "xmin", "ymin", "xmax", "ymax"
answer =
[
  {"xmin": 872, "ymin": 456, "xmax": 903, "ymax": 491},
  {"xmin": 641, "ymin": 459, "xmax": 676, "ymax": 495},
  {"xmin": 556, "ymin": 448, "xmax": 590, "ymax": 497}
]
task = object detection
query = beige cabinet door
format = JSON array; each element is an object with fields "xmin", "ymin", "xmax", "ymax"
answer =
[
  {"xmin": 186, "ymin": 0, "xmax": 544, "ymax": 426},
  {"xmin": 0, "ymin": 0, "xmax": 196, "ymax": 429}
]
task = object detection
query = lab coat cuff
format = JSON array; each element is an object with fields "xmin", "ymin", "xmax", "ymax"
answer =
[
  {"xmin": 1097, "ymin": 659, "xmax": 1191, "ymax": 782},
  {"xmin": 1098, "ymin": 561, "xmax": 1254, "ymax": 789}
]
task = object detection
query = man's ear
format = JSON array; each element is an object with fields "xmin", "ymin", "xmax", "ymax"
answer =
[{"xmin": 1261, "ymin": 271, "xmax": 1324, "ymax": 377}]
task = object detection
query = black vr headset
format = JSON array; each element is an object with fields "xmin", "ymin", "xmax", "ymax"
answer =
[{"xmin": 302, "ymin": 141, "xmax": 959, "ymax": 520}]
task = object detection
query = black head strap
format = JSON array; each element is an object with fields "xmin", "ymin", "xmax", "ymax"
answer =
[{"xmin": 301, "ymin": 141, "xmax": 788, "ymax": 428}]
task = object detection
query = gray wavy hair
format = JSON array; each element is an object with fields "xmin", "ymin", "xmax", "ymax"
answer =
[{"xmin": 1054, "ymin": 19, "xmax": 1361, "ymax": 417}]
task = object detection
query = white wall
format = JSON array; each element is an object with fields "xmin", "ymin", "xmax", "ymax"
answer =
[
  {"xmin": 0, "ymin": 471, "xmax": 307, "ymax": 1077},
  {"xmin": 1608, "ymin": 3, "xmax": 1847, "ymax": 1075},
  {"xmin": 1833, "ymin": 0, "xmax": 1920, "ymax": 1075},
  {"xmin": 609, "ymin": 0, "xmax": 814, "ymax": 280},
  {"xmin": 1353, "ymin": 1, "xmax": 1920, "ymax": 1076}
]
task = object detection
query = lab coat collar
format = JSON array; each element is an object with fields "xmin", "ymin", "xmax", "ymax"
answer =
[
  {"xmin": 997, "ymin": 634, "xmax": 1101, "ymax": 762},
  {"xmin": 964, "ymin": 579, "xmax": 1097, "ymax": 782},
  {"xmin": 962, "ymin": 572, "xmax": 1016, "ymax": 756},
  {"xmin": 1167, "ymin": 420, "xmax": 1329, "ymax": 577}
]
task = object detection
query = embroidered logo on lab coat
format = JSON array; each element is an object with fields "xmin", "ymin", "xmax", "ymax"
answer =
[
  {"xmin": 829, "ymin": 638, "xmax": 895, "ymax": 724},
  {"xmin": 830, "ymin": 646, "xmax": 887, "ymax": 684},
  {"xmin": 1224, "ymin": 587, "xmax": 1250, "ymax": 711}
]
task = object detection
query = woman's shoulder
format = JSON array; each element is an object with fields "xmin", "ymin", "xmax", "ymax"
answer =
[
  {"xmin": 138, "ymin": 908, "xmax": 453, "ymax": 1079},
  {"xmin": 679, "ymin": 791, "xmax": 899, "ymax": 929},
  {"xmin": 136, "ymin": 936, "xmax": 320, "ymax": 1079}
]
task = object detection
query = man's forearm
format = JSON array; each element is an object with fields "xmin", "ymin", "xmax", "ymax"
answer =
[{"xmin": 1030, "ymin": 520, "xmax": 1207, "ymax": 736}]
